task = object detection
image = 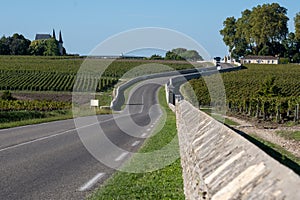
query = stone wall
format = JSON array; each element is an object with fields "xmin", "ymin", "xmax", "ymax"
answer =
[{"xmin": 176, "ymin": 100, "xmax": 300, "ymax": 200}]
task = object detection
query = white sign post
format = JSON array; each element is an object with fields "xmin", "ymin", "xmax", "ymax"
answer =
[{"xmin": 90, "ymin": 99, "xmax": 99, "ymax": 107}]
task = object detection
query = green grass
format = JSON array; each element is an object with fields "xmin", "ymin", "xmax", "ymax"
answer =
[
  {"xmin": 275, "ymin": 130, "xmax": 300, "ymax": 141},
  {"xmin": 88, "ymin": 87, "xmax": 184, "ymax": 200},
  {"xmin": 0, "ymin": 110, "xmax": 73, "ymax": 129},
  {"xmin": 199, "ymin": 108, "xmax": 240, "ymax": 126},
  {"xmin": 247, "ymin": 134, "xmax": 300, "ymax": 174}
]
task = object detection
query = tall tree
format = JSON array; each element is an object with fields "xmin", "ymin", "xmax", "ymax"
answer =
[
  {"xmin": 220, "ymin": 16, "xmax": 237, "ymax": 58},
  {"xmin": 295, "ymin": 12, "xmax": 300, "ymax": 40},
  {"xmin": 0, "ymin": 36, "xmax": 10, "ymax": 55},
  {"xmin": 44, "ymin": 38, "xmax": 59, "ymax": 56},
  {"xmin": 29, "ymin": 40, "xmax": 46, "ymax": 56},
  {"xmin": 249, "ymin": 3, "xmax": 288, "ymax": 54},
  {"xmin": 220, "ymin": 3, "xmax": 289, "ymax": 59}
]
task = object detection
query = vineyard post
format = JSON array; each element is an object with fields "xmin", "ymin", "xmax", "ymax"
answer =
[{"xmin": 296, "ymin": 104, "xmax": 299, "ymax": 123}]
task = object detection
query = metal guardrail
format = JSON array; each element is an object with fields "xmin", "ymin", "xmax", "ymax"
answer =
[
  {"xmin": 110, "ymin": 66, "xmax": 216, "ymax": 111},
  {"xmin": 110, "ymin": 64, "xmax": 241, "ymax": 111},
  {"xmin": 166, "ymin": 66, "xmax": 242, "ymax": 105}
]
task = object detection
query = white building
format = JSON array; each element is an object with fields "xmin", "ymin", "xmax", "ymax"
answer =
[{"xmin": 241, "ymin": 56, "xmax": 279, "ymax": 64}]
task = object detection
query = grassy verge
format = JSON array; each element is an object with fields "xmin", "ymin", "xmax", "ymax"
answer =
[
  {"xmin": 275, "ymin": 130, "xmax": 300, "ymax": 141},
  {"xmin": 200, "ymin": 108, "xmax": 240, "ymax": 126},
  {"xmin": 88, "ymin": 87, "xmax": 184, "ymax": 200},
  {"xmin": 245, "ymin": 134, "xmax": 300, "ymax": 175},
  {"xmin": 0, "ymin": 110, "xmax": 73, "ymax": 129}
]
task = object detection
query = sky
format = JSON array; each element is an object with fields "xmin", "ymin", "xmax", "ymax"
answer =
[{"xmin": 1, "ymin": 0, "xmax": 299, "ymax": 58}]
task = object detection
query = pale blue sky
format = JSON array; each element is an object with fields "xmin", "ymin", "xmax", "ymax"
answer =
[{"xmin": 1, "ymin": 0, "xmax": 299, "ymax": 57}]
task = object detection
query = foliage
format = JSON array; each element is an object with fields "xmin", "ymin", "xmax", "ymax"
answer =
[
  {"xmin": 188, "ymin": 64, "xmax": 300, "ymax": 123},
  {"xmin": 29, "ymin": 40, "xmax": 46, "ymax": 56},
  {"xmin": 0, "ymin": 99, "xmax": 71, "ymax": 111},
  {"xmin": 1, "ymin": 91, "xmax": 16, "ymax": 100},
  {"xmin": 257, "ymin": 76, "xmax": 281, "ymax": 97},
  {"xmin": 165, "ymin": 48, "xmax": 203, "ymax": 61},
  {"xmin": 0, "ymin": 33, "xmax": 64, "ymax": 56},
  {"xmin": 0, "ymin": 34, "xmax": 31, "ymax": 55},
  {"xmin": 295, "ymin": 12, "xmax": 300, "ymax": 40},
  {"xmin": 220, "ymin": 16, "xmax": 237, "ymax": 54},
  {"xmin": 149, "ymin": 54, "xmax": 163, "ymax": 60},
  {"xmin": 220, "ymin": 3, "xmax": 296, "ymax": 60},
  {"xmin": 276, "ymin": 131, "xmax": 300, "ymax": 141},
  {"xmin": 165, "ymin": 51, "xmax": 185, "ymax": 60},
  {"xmin": 0, "ymin": 110, "xmax": 68, "ymax": 123}
]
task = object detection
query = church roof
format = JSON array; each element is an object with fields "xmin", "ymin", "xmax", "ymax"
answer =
[{"xmin": 35, "ymin": 34, "xmax": 51, "ymax": 40}]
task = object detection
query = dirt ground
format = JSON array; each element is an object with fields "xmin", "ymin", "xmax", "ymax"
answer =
[
  {"xmin": 226, "ymin": 115, "xmax": 300, "ymax": 158},
  {"xmin": 11, "ymin": 92, "xmax": 73, "ymax": 102}
]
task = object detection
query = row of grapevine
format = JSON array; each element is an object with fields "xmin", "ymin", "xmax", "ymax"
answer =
[
  {"xmin": 228, "ymin": 97, "xmax": 300, "ymax": 123},
  {"xmin": 188, "ymin": 64, "xmax": 300, "ymax": 123},
  {"xmin": 0, "ymin": 100, "xmax": 71, "ymax": 111},
  {"xmin": 0, "ymin": 71, "xmax": 118, "ymax": 92}
]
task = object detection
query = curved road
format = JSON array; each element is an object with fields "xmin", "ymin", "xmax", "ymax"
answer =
[{"xmin": 0, "ymin": 80, "xmax": 166, "ymax": 199}]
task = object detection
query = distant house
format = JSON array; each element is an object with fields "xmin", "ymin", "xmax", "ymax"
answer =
[{"xmin": 241, "ymin": 56, "xmax": 279, "ymax": 64}]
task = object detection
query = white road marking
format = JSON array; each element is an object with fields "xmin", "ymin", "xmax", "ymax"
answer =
[
  {"xmin": 131, "ymin": 141, "xmax": 141, "ymax": 147},
  {"xmin": 115, "ymin": 152, "xmax": 129, "ymax": 162},
  {"xmin": 0, "ymin": 119, "xmax": 70, "ymax": 132},
  {"xmin": 78, "ymin": 173, "xmax": 105, "ymax": 192},
  {"xmin": 147, "ymin": 128, "xmax": 151, "ymax": 132},
  {"xmin": 141, "ymin": 133, "xmax": 148, "ymax": 138},
  {"xmin": 0, "ymin": 129, "xmax": 75, "ymax": 153},
  {"xmin": 0, "ymin": 115, "xmax": 128, "ymax": 153}
]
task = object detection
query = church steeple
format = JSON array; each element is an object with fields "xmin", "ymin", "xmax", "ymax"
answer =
[
  {"xmin": 52, "ymin": 29, "xmax": 56, "ymax": 40},
  {"xmin": 58, "ymin": 30, "xmax": 64, "ymax": 55},
  {"xmin": 59, "ymin": 30, "xmax": 63, "ymax": 43}
]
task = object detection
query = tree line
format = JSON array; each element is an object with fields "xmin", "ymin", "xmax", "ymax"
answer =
[
  {"xmin": 149, "ymin": 48, "xmax": 203, "ymax": 61},
  {"xmin": 220, "ymin": 3, "xmax": 300, "ymax": 62},
  {"xmin": 0, "ymin": 33, "xmax": 65, "ymax": 56}
]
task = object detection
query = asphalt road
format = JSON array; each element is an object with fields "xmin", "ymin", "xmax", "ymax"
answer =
[{"xmin": 0, "ymin": 80, "xmax": 165, "ymax": 200}]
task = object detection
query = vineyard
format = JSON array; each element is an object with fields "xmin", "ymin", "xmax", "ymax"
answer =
[
  {"xmin": 0, "ymin": 71, "xmax": 119, "ymax": 92},
  {"xmin": 188, "ymin": 64, "xmax": 300, "ymax": 123},
  {"xmin": 0, "ymin": 56, "xmax": 199, "ymax": 93},
  {"xmin": 0, "ymin": 99, "xmax": 71, "ymax": 112}
]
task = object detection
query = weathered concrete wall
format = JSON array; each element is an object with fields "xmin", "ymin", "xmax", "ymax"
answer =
[{"xmin": 176, "ymin": 100, "xmax": 300, "ymax": 200}]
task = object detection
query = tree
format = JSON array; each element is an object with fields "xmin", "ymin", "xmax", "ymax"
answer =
[
  {"xmin": 165, "ymin": 48, "xmax": 203, "ymax": 61},
  {"xmin": 149, "ymin": 54, "xmax": 163, "ymax": 60},
  {"xmin": 0, "ymin": 36, "xmax": 10, "ymax": 55},
  {"xmin": 29, "ymin": 40, "xmax": 46, "ymax": 56},
  {"xmin": 172, "ymin": 48, "xmax": 187, "ymax": 55},
  {"xmin": 220, "ymin": 16, "xmax": 237, "ymax": 58},
  {"xmin": 220, "ymin": 3, "xmax": 289, "ymax": 59},
  {"xmin": 29, "ymin": 38, "xmax": 60, "ymax": 56},
  {"xmin": 44, "ymin": 38, "xmax": 59, "ymax": 56},
  {"xmin": 249, "ymin": 3, "xmax": 288, "ymax": 53},
  {"xmin": 295, "ymin": 12, "xmax": 300, "ymax": 40},
  {"xmin": 0, "ymin": 33, "xmax": 30, "ymax": 55},
  {"xmin": 282, "ymin": 33, "xmax": 298, "ymax": 59},
  {"xmin": 165, "ymin": 51, "xmax": 184, "ymax": 60},
  {"xmin": 180, "ymin": 50, "xmax": 203, "ymax": 61}
]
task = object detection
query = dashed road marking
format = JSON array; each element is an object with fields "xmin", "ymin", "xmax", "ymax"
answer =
[
  {"xmin": 141, "ymin": 133, "xmax": 148, "ymax": 137},
  {"xmin": 131, "ymin": 141, "xmax": 141, "ymax": 147},
  {"xmin": 78, "ymin": 173, "xmax": 105, "ymax": 192},
  {"xmin": 115, "ymin": 152, "xmax": 129, "ymax": 162}
]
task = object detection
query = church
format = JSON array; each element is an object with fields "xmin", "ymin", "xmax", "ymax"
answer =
[{"xmin": 35, "ymin": 29, "xmax": 65, "ymax": 55}]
